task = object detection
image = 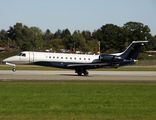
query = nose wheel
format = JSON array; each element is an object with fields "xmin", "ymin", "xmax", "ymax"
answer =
[{"xmin": 12, "ymin": 68, "xmax": 16, "ymax": 72}]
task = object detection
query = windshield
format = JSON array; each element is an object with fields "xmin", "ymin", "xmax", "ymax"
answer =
[{"xmin": 17, "ymin": 53, "xmax": 22, "ymax": 56}]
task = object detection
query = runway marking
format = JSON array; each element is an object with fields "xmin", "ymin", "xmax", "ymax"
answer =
[{"xmin": 42, "ymin": 72, "xmax": 53, "ymax": 75}]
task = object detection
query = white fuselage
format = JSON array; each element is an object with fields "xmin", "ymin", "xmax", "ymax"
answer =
[{"xmin": 3, "ymin": 51, "xmax": 100, "ymax": 66}]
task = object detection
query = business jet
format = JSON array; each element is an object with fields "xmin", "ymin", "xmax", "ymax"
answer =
[{"xmin": 3, "ymin": 41, "xmax": 148, "ymax": 76}]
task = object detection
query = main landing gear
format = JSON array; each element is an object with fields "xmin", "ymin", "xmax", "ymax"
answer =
[
  {"xmin": 75, "ymin": 68, "xmax": 89, "ymax": 76},
  {"xmin": 84, "ymin": 71, "xmax": 89, "ymax": 76}
]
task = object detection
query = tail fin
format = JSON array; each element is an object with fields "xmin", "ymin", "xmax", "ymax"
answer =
[{"xmin": 119, "ymin": 41, "xmax": 148, "ymax": 60}]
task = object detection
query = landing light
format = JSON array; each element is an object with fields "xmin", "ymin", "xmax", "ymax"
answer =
[{"xmin": 134, "ymin": 60, "xmax": 138, "ymax": 62}]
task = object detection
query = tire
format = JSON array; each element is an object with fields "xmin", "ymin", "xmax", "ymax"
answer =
[
  {"xmin": 12, "ymin": 68, "xmax": 16, "ymax": 72},
  {"xmin": 84, "ymin": 71, "xmax": 89, "ymax": 76},
  {"xmin": 78, "ymin": 72, "xmax": 82, "ymax": 76}
]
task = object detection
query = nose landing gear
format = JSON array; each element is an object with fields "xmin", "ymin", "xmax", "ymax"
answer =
[
  {"xmin": 6, "ymin": 62, "xmax": 16, "ymax": 72},
  {"xmin": 12, "ymin": 67, "xmax": 16, "ymax": 72}
]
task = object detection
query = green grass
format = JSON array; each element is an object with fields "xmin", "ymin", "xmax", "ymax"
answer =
[
  {"xmin": 0, "ymin": 81, "xmax": 156, "ymax": 120},
  {"xmin": 0, "ymin": 66, "xmax": 156, "ymax": 71},
  {"xmin": 0, "ymin": 66, "xmax": 66, "ymax": 71}
]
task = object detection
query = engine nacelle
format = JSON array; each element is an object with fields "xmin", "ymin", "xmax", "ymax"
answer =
[{"xmin": 99, "ymin": 55, "xmax": 123, "ymax": 63}]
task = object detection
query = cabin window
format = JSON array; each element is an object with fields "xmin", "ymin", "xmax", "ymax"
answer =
[
  {"xmin": 57, "ymin": 57, "xmax": 59, "ymax": 59},
  {"xmin": 70, "ymin": 57, "xmax": 72, "ymax": 60},
  {"xmin": 88, "ymin": 58, "xmax": 90, "ymax": 60},
  {"xmin": 22, "ymin": 54, "xmax": 26, "ymax": 57},
  {"xmin": 17, "ymin": 53, "xmax": 22, "ymax": 56},
  {"xmin": 49, "ymin": 56, "xmax": 51, "ymax": 58},
  {"xmin": 74, "ymin": 57, "xmax": 76, "ymax": 60},
  {"xmin": 66, "ymin": 57, "xmax": 68, "ymax": 59},
  {"xmin": 79, "ymin": 58, "xmax": 81, "ymax": 60},
  {"xmin": 84, "ymin": 58, "xmax": 86, "ymax": 60},
  {"xmin": 53, "ymin": 56, "xmax": 55, "ymax": 59},
  {"xmin": 61, "ymin": 57, "xmax": 63, "ymax": 59}
]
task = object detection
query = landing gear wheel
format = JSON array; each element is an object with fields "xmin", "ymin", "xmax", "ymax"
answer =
[
  {"xmin": 78, "ymin": 72, "xmax": 82, "ymax": 76},
  {"xmin": 75, "ymin": 68, "xmax": 88, "ymax": 76},
  {"xmin": 84, "ymin": 71, "xmax": 89, "ymax": 76},
  {"xmin": 12, "ymin": 68, "xmax": 16, "ymax": 72}
]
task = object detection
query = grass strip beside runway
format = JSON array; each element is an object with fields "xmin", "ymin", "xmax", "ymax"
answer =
[
  {"xmin": 0, "ymin": 66, "xmax": 156, "ymax": 71},
  {"xmin": 0, "ymin": 81, "xmax": 156, "ymax": 120}
]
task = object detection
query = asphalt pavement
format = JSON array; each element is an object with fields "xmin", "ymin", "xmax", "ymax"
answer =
[{"xmin": 0, "ymin": 70, "xmax": 156, "ymax": 81}]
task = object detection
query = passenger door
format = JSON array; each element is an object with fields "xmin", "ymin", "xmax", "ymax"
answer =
[{"xmin": 29, "ymin": 52, "xmax": 34, "ymax": 62}]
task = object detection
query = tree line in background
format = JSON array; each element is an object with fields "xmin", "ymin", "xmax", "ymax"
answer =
[{"xmin": 0, "ymin": 21, "xmax": 156, "ymax": 54}]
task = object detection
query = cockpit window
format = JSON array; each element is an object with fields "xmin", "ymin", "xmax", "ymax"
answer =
[
  {"xmin": 22, "ymin": 53, "xmax": 26, "ymax": 57},
  {"xmin": 17, "ymin": 53, "xmax": 22, "ymax": 56},
  {"xmin": 17, "ymin": 53, "xmax": 26, "ymax": 57}
]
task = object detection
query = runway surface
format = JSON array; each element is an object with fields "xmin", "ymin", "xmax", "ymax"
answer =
[{"xmin": 0, "ymin": 70, "xmax": 156, "ymax": 81}]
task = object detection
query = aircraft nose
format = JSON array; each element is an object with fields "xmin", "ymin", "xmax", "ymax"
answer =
[
  {"xmin": 2, "ymin": 56, "xmax": 18, "ymax": 64},
  {"xmin": 2, "ymin": 58, "xmax": 7, "ymax": 63},
  {"xmin": 2, "ymin": 57, "xmax": 12, "ymax": 63}
]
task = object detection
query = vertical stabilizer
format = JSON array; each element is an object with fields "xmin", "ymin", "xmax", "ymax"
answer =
[{"xmin": 119, "ymin": 41, "xmax": 148, "ymax": 59}]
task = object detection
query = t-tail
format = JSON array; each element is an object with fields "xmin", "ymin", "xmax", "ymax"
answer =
[
  {"xmin": 100, "ymin": 41, "xmax": 149, "ymax": 67},
  {"xmin": 113, "ymin": 41, "xmax": 148, "ymax": 67},
  {"xmin": 118, "ymin": 41, "xmax": 148, "ymax": 60}
]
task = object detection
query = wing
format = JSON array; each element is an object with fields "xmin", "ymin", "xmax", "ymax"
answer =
[{"xmin": 67, "ymin": 63, "xmax": 111, "ymax": 68}]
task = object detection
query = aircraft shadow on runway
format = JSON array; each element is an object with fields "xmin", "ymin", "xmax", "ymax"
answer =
[{"xmin": 60, "ymin": 74, "xmax": 92, "ymax": 77}]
